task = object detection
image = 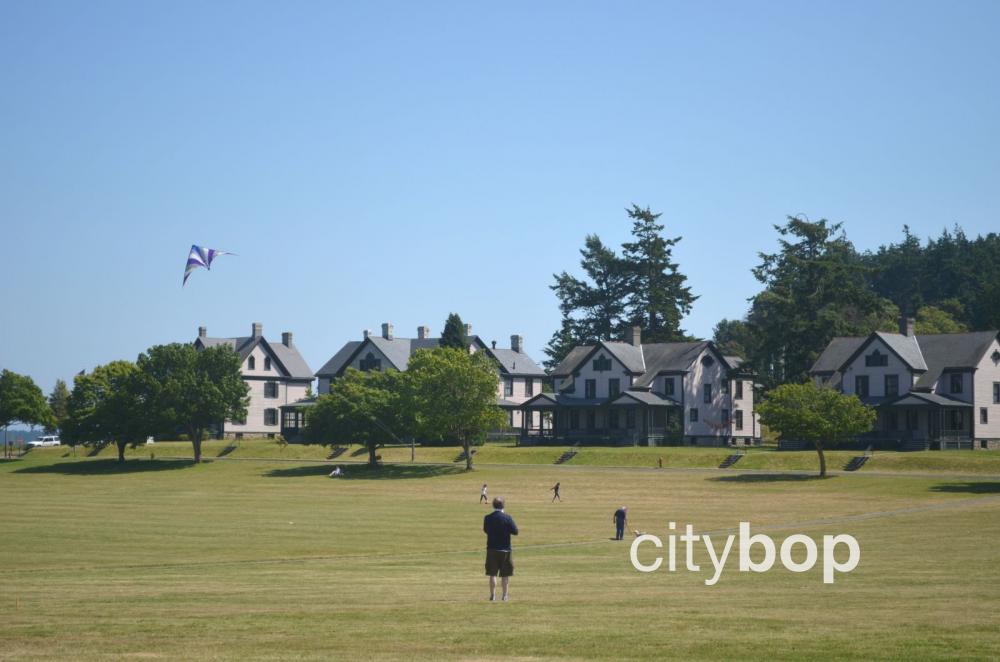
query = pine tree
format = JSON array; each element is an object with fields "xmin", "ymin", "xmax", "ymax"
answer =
[
  {"xmin": 440, "ymin": 313, "xmax": 468, "ymax": 350},
  {"xmin": 620, "ymin": 205, "xmax": 697, "ymax": 342},
  {"xmin": 47, "ymin": 379, "xmax": 70, "ymax": 433}
]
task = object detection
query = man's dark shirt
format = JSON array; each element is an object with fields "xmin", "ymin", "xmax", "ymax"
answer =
[
  {"xmin": 614, "ymin": 508, "xmax": 627, "ymax": 524},
  {"xmin": 484, "ymin": 509, "xmax": 519, "ymax": 551}
]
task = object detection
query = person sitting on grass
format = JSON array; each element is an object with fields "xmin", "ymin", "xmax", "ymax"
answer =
[{"xmin": 329, "ymin": 466, "xmax": 343, "ymax": 478}]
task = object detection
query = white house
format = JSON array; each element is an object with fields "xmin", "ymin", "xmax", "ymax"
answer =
[
  {"xmin": 194, "ymin": 323, "xmax": 313, "ymax": 439},
  {"xmin": 313, "ymin": 322, "xmax": 546, "ymax": 431},
  {"xmin": 521, "ymin": 327, "xmax": 758, "ymax": 446},
  {"xmin": 810, "ymin": 317, "xmax": 1000, "ymax": 450}
]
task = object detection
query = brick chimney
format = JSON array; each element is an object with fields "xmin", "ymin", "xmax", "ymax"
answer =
[
  {"xmin": 417, "ymin": 325, "xmax": 430, "ymax": 340},
  {"xmin": 252, "ymin": 322, "xmax": 263, "ymax": 339},
  {"xmin": 382, "ymin": 322, "xmax": 394, "ymax": 340},
  {"xmin": 363, "ymin": 329, "xmax": 371, "ymax": 339},
  {"xmin": 198, "ymin": 326, "xmax": 207, "ymax": 338},
  {"xmin": 629, "ymin": 326, "xmax": 642, "ymax": 347},
  {"xmin": 511, "ymin": 334, "xmax": 524, "ymax": 353},
  {"xmin": 282, "ymin": 331, "xmax": 293, "ymax": 347},
  {"xmin": 898, "ymin": 316, "xmax": 915, "ymax": 337}
]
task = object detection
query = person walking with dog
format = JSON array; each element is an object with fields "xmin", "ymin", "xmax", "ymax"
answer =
[
  {"xmin": 483, "ymin": 496, "xmax": 518, "ymax": 601},
  {"xmin": 613, "ymin": 506, "xmax": 628, "ymax": 540}
]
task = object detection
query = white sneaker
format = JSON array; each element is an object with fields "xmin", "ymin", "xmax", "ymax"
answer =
[
  {"xmin": 489, "ymin": 595, "xmax": 496, "ymax": 601},
  {"xmin": 501, "ymin": 594, "xmax": 509, "ymax": 601}
]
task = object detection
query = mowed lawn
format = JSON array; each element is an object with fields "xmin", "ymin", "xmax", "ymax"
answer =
[{"xmin": 1, "ymin": 450, "xmax": 999, "ymax": 660}]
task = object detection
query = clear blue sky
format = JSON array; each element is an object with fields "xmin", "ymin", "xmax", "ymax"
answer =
[{"xmin": 2, "ymin": 1, "xmax": 999, "ymax": 394}]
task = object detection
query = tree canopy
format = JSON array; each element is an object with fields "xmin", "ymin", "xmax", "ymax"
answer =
[
  {"xmin": 440, "ymin": 313, "xmax": 469, "ymax": 350},
  {"xmin": 544, "ymin": 205, "xmax": 694, "ymax": 367},
  {"xmin": 306, "ymin": 368, "xmax": 408, "ymax": 467},
  {"xmin": 0, "ymin": 369, "xmax": 54, "ymax": 433},
  {"xmin": 405, "ymin": 348, "xmax": 506, "ymax": 470},
  {"xmin": 63, "ymin": 361, "xmax": 146, "ymax": 462},
  {"xmin": 47, "ymin": 379, "xmax": 70, "ymax": 434},
  {"xmin": 756, "ymin": 382, "xmax": 876, "ymax": 477},
  {"xmin": 136, "ymin": 343, "xmax": 248, "ymax": 463}
]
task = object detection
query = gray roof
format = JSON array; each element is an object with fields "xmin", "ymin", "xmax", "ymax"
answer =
[
  {"xmin": 196, "ymin": 334, "xmax": 313, "ymax": 380},
  {"xmin": 522, "ymin": 393, "xmax": 606, "ymax": 408},
  {"xmin": 316, "ymin": 334, "xmax": 545, "ymax": 378},
  {"xmin": 485, "ymin": 347, "xmax": 545, "ymax": 376},
  {"xmin": 551, "ymin": 340, "xmax": 741, "ymax": 388},
  {"xmin": 810, "ymin": 337, "xmax": 865, "ymax": 374},
  {"xmin": 873, "ymin": 332, "xmax": 927, "ymax": 370},
  {"xmin": 610, "ymin": 390, "xmax": 681, "ymax": 407},
  {"xmin": 913, "ymin": 331, "xmax": 998, "ymax": 389},
  {"xmin": 633, "ymin": 342, "xmax": 712, "ymax": 387},
  {"xmin": 551, "ymin": 345, "xmax": 594, "ymax": 377},
  {"xmin": 811, "ymin": 331, "xmax": 999, "ymax": 391},
  {"xmin": 315, "ymin": 341, "xmax": 363, "ymax": 377},
  {"xmin": 882, "ymin": 392, "xmax": 973, "ymax": 408}
]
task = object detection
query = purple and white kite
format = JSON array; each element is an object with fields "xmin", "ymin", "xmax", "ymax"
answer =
[{"xmin": 183, "ymin": 245, "xmax": 235, "ymax": 285}]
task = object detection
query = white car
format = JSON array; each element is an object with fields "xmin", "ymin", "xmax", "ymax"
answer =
[{"xmin": 28, "ymin": 435, "xmax": 61, "ymax": 448}]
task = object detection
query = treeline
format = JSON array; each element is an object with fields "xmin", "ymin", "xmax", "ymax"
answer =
[{"xmin": 546, "ymin": 210, "xmax": 1000, "ymax": 390}]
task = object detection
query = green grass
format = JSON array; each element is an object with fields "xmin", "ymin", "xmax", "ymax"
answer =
[
  {"xmin": 1, "ymin": 449, "xmax": 999, "ymax": 660},
  {"xmin": 36, "ymin": 439, "xmax": 1000, "ymax": 475}
]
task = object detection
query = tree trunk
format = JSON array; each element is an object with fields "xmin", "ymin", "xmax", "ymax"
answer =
[
  {"xmin": 192, "ymin": 433, "xmax": 202, "ymax": 463},
  {"xmin": 816, "ymin": 443, "xmax": 827, "ymax": 478},
  {"xmin": 117, "ymin": 440, "xmax": 126, "ymax": 464},
  {"xmin": 464, "ymin": 437, "xmax": 473, "ymax": 471},
  {"xmin": 368, "ymin": 442, "xmax": 378, "ymax": 468}
]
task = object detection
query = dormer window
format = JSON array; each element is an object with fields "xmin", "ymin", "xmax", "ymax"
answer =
[
  {"xmin": 593, "ymin": 355, "xmax": 612, "ymax": 372},
  {"xmin": 865, "ymin": 350, "xmax": 888, "ymax": 367},
  {"xmin": 248, "ymin": 356, "xmax": 256, "ymax": 370},
  {"xmin": 360, "ymin": 352, "xmax": 381, "ymax": 372},
  {"xmin": 950, "ymin": 373, "xmax": 963, "ymax": 394}
]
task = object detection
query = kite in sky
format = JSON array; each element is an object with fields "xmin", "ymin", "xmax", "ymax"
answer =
[{"xmin": 183, "ymin": 245, "xmax": 235, "ymax": 286}]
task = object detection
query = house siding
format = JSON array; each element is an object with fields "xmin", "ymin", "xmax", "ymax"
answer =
[
  {"xmin": 840, "ymin": 337, "xmax": 914, "ymax": 399},
  {"xmin": 973, "ymin": 338, "xmax": 1000, "ymax": 446}
]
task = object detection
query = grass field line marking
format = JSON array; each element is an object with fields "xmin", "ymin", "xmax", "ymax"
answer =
[{"xmin": 2, "ymin": 495, "xmax": 997, "ymax": 577}]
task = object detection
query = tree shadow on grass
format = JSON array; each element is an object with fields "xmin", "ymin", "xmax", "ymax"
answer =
[
  {"xmin": 264, "ymin": 463, "xmax": 465, "ymax": 480},
  {"xmin": 708, "ymin": 473, "xmax": 832, "ymax": 483},
  {"xmin": 14, "ymin": 459, "xmax": 196, "ymax": 475},
  {"xmin": 929, "ymin": 482, "xmax": 1000, "ymax": 494}
]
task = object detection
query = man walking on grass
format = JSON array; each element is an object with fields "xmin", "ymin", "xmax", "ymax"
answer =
[
  {"xmin": 613, "ymin": 505, "xmax": 627, "ymax": 540},
  {"xmin": 483, "ymin": 496, "xmax": 518, "ymax": 601}
]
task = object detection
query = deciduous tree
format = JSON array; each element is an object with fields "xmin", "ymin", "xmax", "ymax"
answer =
[
  {"xmin": 136, "ymin": 343, "xmax": 248, "ymax": 463},
  {"xmin": 0, "ymin": 369, "xmax": 54, "ymax": 437},
  {"xmin": 757, "ymin": 382, "xmax": 876, "ymax": 477},
  {"xmin": 405, "ymin": 348, "xmax": 506, "ymax": 470}
]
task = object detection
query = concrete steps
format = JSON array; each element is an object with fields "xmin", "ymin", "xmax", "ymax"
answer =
[{"xmin": 719, "ymin": 454, "xmax": 743, "ymax": 469}]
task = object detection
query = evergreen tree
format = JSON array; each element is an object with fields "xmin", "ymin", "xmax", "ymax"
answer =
[
  {"xmin": 747, "ymin": 217, "xmax": 897, "ymax": 388},
  {"xmin": 47, "ymin": 379, "xmax": 70, "ymax": 433},
  {"xmin": 440, "ymin": 313, "xmax": 469, "ymax": 350},
  {"xmin": 621, "ymin": 205, "xmax": 697, "ymax": 342}
]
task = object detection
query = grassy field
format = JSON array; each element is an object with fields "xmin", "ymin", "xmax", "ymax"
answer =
[
  {"xmin": 39, "ymin": 438, "xmax": 1000, "ymax": 474},
  {"xmin": 2, "ymin": 447, "xmax": 999, "ymax": 660}
]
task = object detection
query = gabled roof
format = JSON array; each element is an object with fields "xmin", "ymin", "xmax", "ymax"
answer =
[
  {"xmin": 810, "ymin": 330, "xmax": 1000, "ymax": 391},
  {"xmin": 316, "ymin": 334, "xmax": 544, "ymax": 378},
  {"xmin": 315, "ymin": 341, "xmax": 363, "ymax": 377},
  {"xmin": 521, "ymin": 392, "xmax": 605, "ymax": 408},
  {"xmin": 484, "ymin": 347, "xmax": 545, "ymax": 377},
  {"xmin": 632, "ymin": 342, "xmax": 713, "ymax": 388},
  {"xmin": 913, "ymin": 331, "xmax": 999, "ymax": 389},
  {"xmin": 551, "ymin": 346, "xmax": 594, "ymax": 377},
  {"xmin": 551, "ymin": 339, "xmax": 743, "ymax": 388},
  {"xmin": 810, "ymin": 337, "xmax": 865, "ymax": 374},
  {"xmin": 609, "ymin": 390, "xmax": 680, "ymax": 407},
  {"xmin": 195, "ymin": 334, "xmax": 313, "ymax": 380},
  {"xmin": 881, "ymin": 391, "xmax": 973, "ymax": 408}
]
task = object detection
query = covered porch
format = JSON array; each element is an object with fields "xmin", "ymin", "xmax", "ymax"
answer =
[
  {"xmin": 519, "ymin": 391, "xmax": 681, "ymax": 446},
  {"xmin": 869, "ymin": 392, "xmax": 974, "ymax": 450}
]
